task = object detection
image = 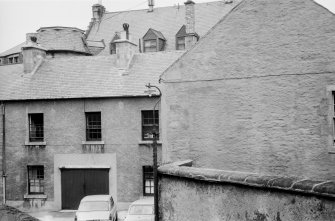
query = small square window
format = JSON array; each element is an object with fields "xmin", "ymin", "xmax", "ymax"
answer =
[
  {"xmin": 86, "ymin": 112, "xmax": 102, "ymax": 141},
  {"xmin": 142, "ymin": 110, "xmax": 159, "ymax": 140},
  {"xmin": 28, "ymin": 165, "xmax": 44, "ymax": 194},
  {"xmin": 143, "ymin": 166, "xmax": 154, "ymax": 196},
  {"xmin": 29, "ymin": 113, "xmax": 44, "ymax": 142}
]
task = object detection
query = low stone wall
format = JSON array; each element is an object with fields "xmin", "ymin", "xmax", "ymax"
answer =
[
  {"xmin": 158, "ymin": 160, "xmax": 335, "ymax": 221},
  {"xmin": 0, "ymin": 205, "xmax": 39, "ymax": 221}
]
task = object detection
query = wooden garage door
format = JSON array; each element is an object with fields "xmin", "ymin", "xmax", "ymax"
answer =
[{"xmin": 61, "ymin": 169, "xmax": 109, "ymax": 210}]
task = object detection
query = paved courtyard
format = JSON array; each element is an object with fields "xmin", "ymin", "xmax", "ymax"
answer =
[{"xmin": 28, "ymin": 211, "xmax": 75, "ymax": 221}]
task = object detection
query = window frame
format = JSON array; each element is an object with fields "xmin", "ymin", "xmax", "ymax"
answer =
[
  {"xmin": 143, "ymin": 166, "xmax": 154, "ymax": 196},
  {"xmin": 27, "ymin": 165, "xmax": 44, "ymax": 195},
  {"xmin": 176, "ymin": 36, "xmax": 186, "ymax": 50},
  {"xmin": 144, "ymin": 39, "xmax": 158, "ymax": 53},
  {"xmin": 141, "ymin": 110, "xmax": 159, "ymax": 141},
  {"xmin": 85, "ymin": 112, "xmax": 102, "ymax": 141},
  {"xmin": 28, "ymin": 113, "xmax": 44, "ymax": 142}
]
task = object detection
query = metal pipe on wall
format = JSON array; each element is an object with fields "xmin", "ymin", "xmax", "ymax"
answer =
[{"xmin": 1, "ymin": 102, "xmax": 6, "ymax": 204}]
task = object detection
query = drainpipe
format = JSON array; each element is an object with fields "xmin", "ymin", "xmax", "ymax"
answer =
[{"xmin": 1, "ymin": 101, "xmax": 6, "ymax": 205}]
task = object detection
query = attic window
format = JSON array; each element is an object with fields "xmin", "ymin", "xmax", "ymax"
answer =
[
  {"xmin": 143, "ymin": 28, "xmax": 166, "ymax": 53},
  {"xmin": 176, "ymin": 25, "xmax": 186, "ymax": 50},
  {"xmin": 110, "ymin": 33, "xmax": 121, "ymax": 54}
]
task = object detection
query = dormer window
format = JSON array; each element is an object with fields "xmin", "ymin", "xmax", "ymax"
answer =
[
  {"xmin": 176, "ymin": 25, "xmax": 186, "ymax": 50},
  {"xmin": 176, "ymin": 37, "xmax": 185, "ymax": 50},
  {"xmin": 143, "ymin": 28, "xmax": 166, "ymax": 53},
  {"xmin": 110, "ymin": 32, "xmax": 121, "ymax": 54}
]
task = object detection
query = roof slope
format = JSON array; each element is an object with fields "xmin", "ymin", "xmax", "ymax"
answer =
[
  {"xmin": 0, "ymin": 42, "xmax": 25, "ymax": 57},
  {"xmin": 86, "ymin": 1, "xmax": 241, "ymax": 55},
  {"xmin": 0, "ymin": 51, "xmax": 184, "ymax": 101},
  {"xmin": 161, "ymin": 0, "xmax": 335, "ymax": 82},
  {"xmin": 37, "ymin": 27, "xmax": 90, "ymax": 54}
]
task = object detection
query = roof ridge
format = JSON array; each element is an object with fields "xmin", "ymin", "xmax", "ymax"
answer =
[{"xmin": 104, "ymin": 0, "xmax": 223, "ymax": 14}]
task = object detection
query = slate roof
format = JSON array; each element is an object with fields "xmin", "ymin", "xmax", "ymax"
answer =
[
  {"xmin": 0, "ymin": 51, "xmax": 184, "ymax": 101},
  {"xmin": 36, "ymin": 27, "xmax": 90, "ymax": 54},
  {"xmin": 0, "ymin": 42, "xmax": 25, "ymax": 57},
  {"xmin": 86, "ymin": 0, "xmax": 241, "ymax": 55},
  {"xmin": 161, "ymin": 0, "xmax": 335, "ymax": 82}
]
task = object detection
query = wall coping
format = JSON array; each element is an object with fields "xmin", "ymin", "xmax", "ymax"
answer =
[{"xmin": 158, "ymin": 160, "xmax": 335, "ymax": 198}]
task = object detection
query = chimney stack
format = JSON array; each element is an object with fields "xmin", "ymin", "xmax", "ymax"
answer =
[
  {"xmin": 148, "ymin": 0, "xmax": 154, "ymax": 12},
  {"xmin": 184, "ymin": 0, "xmax": 198, "ymax": 49},
  {"xmin": 22, "ymin": 35, "xmax": 46, "ymax": 74},
  {"xmin": 92, "ymin": 3, "xmax": 105, "ymax": 21},
  {"xmin": 114, "ymin": 24, "xmax": 137, "ymax": 70}
]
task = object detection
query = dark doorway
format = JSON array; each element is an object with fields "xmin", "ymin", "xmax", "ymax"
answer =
[{"xmin": 61, "ymin": 168, "xmax": 109, "ymax": 210}]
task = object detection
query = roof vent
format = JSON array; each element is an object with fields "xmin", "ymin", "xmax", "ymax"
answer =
[
  {"xmin": 148, "ymin": 0, "xmax": 154, "ymax": 12},
  {"xmin": 224, "ymin": 0, "xmax": 233, "ymax": 3}
]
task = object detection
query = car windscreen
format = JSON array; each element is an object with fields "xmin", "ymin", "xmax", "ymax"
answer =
[
  {"xmin": 128, "ymin": 205, "xmax": 153, "ymax": 215},
  {"xmin": 78, "ymin": 201, "xmax": 109, "ymax": 211}
]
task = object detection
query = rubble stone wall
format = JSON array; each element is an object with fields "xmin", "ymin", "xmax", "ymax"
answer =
[{"xmin": 159, "ymin": 161, "xmax": 335, "ymax": 221}]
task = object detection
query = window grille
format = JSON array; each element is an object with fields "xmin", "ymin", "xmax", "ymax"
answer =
[
  {"xmin": 143, "ymin": 166, "xmax": 154, "ymax": 195},
  {"xmin": 142, "ymin": 110, "xmax": 159, "ymax": 140},
  {"xmin": 28, "ymin": 165, "xmax": 44, "ymax": 194},
  {"xmin": 86, "ymin": 112, "xmax": 102, "ymax": 141},
  {"xmin": 29, "ymin": 113, "xmax": 44, "ymax": 142}
]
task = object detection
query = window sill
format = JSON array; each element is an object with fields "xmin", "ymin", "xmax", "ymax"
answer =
[
  {"xmin": 82, "ymin": 141, "xmax": 105, "ymax": 145},
  {"xmin": 138, "ymin": 140, "xmax": 162, "ymax": 145},
  {"xmin": 24, "ymin": 194, "xmax": 47, "ymax": 199},
  {"xmin": 25, "ymin": 141, "xmax": 46, "ymax": 146}
]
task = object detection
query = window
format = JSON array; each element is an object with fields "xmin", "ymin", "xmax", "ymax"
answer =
[
  {"xmin": 142, "ymin": 110, "xmax": 159, "ymax": 140},
  {"xmin": 110, "ymin": 43, "xmax": 116, "ymax": 54},
  {"xmin": 176, "ymin": 37, "xmax": 185, "ymax": 50},
  {"xmin": 143, "ymin": 166, "xmax": 154, "ymax": 196},
  {"xmin": 28, "ymin": 165, "xmax": 44, "ymax": 194},
  {"xmin": 144, "ymin": 40, "xmax": 157, "ymax": 53},
  {"xmin": 14, "ymin": 56, "xmax": 18, "ymax": 63},
  {"xmin": 86, "ymin": 112, "xmax": 102, "ymax": 141},
  {"xmin": 29, "ymin": 113, "xmax": 44, "ymax": 142},
  {"xmin": 8, "ymin": 57, "xmax": 13, "ymax": 64}
]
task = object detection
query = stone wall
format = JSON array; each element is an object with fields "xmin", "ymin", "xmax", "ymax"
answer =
[
  {"xmin": 159, "ymin": 161, "xmax": 335, "ymax": 221},
  {"xmin": 2, "ymin": 97, "xmax": 162, "ymax": 210},
  {"xmin": 160, "ymin": 0, "xmax": 335, "ymax": 180}
]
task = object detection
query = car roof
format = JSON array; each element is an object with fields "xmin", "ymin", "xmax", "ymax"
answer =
[
  {"xmin": 81, "ymin": 195, "xmax": 113, "ymax": 202},
  {"xmin": 130, "ymin": 197, "xmax": 154, "ymax": 205}
]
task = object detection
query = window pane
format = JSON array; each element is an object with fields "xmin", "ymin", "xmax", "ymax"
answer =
[
  {"xmin": 29, "ymin": 113, "xmax": 44, "ymax": 142},
  {"xmin": 86, "ymin": 112, "xmax": 102, "ymax": 141},
  {"xmin": 28, "ymin": 166, "xmax": 44, "ymax": 194},
  {"xmin": 142, "ymin": 110, "xmax": 159, "ymax": 140}
]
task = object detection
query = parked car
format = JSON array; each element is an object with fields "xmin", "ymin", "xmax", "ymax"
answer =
[
  {"xmin": 124, "ymin": 197, "xmax": 154, "ymax": 221},
  {"xmin": 75, "ymin": 195, "xmax": 117, "ymax": 221}
]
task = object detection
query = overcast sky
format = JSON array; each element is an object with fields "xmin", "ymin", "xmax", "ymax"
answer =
[{"xmin": 0, "ymin": 0, "xmax": 334, "ymax": 53}]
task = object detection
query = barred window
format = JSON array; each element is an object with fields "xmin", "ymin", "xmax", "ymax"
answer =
[
  {"xmin": 28, "ymin": 165, "xmax": 44, "ymax": 194},
  {"xmin": 29, "ymin": 113, "xmax": 44, "ymax": 142},
  {"xmin": 142, "ymin": 110, "xmax": 159, "ymax": 140},
  {"xmin": 86, "ymin": 112, "xmax": 102, "ymax": 141},
  {"xmin": 143, "ymin": 166, "xmax": 154, "ymax": 196}
]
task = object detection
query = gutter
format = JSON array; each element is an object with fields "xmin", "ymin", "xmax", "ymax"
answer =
[{"xmin": 1, "ymin": 101, "xmax": 6, "ymax": 204}]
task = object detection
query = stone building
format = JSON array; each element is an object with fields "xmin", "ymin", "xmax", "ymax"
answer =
[
  {"xmin": 161, "ymin": 0, "xmax": 335, "ymax": 180},
  {"xmin": 0, "ymin": 0, "xmax": 239, "ymax": 211}
]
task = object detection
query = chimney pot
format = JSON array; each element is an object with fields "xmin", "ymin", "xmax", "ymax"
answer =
[{"xmin": 148, "ymin": 0, "xmax": 154, "ymax": 12}]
